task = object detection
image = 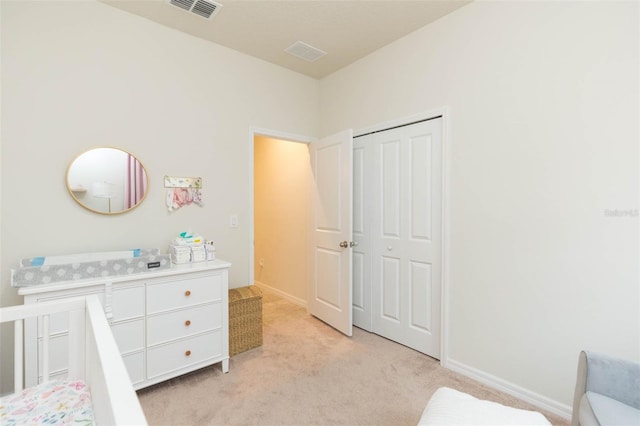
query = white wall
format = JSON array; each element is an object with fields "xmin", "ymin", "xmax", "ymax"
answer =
[
  {"xmin": 320, "ymin": 0, "xmax": 638, "ymax": 413},
  {"xmin": 0, "ymin": 0, "xmax": 319, "ymax": 392}
]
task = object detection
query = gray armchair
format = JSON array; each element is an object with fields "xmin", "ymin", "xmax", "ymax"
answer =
[{"xmin": 572, "ymin": 350, "xmax": 640, "ymax": 426}]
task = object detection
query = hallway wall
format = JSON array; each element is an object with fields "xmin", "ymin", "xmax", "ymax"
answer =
[{"xmin": 254, "ymin": 136, "xmax": 311, "ymax": 304}]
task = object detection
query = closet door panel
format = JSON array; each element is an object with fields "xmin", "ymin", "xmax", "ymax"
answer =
[
  {"xmin": 381, "ymin": 256, "xmax": 401, "ymax": 322},
  {"xmin": 352, "ymin": 138, "xmax": 372, "ymax": 331},
  {"xmin": 409, "ymin": 260, "xmax": 432, "ymax": 332},
  {"xmin": 352, "ymin": 145, "xmax": 365, "ymax": 314},
  {"xmin": 410, "ymin": 134, "xmax": 432, "ymax": 241},
  {"xmin": 353, "ymin": 146, "xmax": 365, "ymax": 236},
  {"xmin": 352, "ymin": 252, "xmax": 365, "ymax": 312},
  {"xmin": 380, "ymin": 140, "xmax": 401, "ymax": 239}
]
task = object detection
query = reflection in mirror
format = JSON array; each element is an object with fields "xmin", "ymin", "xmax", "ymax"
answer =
[{"xmin": 66, "ymin": 148, "xmax": 148, "ymax": 214}]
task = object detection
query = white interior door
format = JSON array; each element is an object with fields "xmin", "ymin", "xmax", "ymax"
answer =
[
  {"xmin": 308, "ymin": 129, "xmax": 353, "ymax": 336},
  {"xmin": 357, "ymin": 118, "xmax": 442, "ymax": 358}
]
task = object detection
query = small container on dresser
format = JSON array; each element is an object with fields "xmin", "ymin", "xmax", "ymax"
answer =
[{"xmin": 17, "ymin": 259, "xmax": 231, "ymax": 390}]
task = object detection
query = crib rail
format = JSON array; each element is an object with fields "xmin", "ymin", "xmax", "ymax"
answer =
[
  {"xmin": 0, "ymin": 297, "xmax": 86, "ymax": 392},
  {"xmin": 0, "ymin": 296, "xmax": 147, "ymax": 425}
]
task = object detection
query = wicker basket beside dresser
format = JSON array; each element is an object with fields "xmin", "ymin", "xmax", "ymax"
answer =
[{"xmin": 228, "ymin": 285, "xmax": 263, "ymax": 356}]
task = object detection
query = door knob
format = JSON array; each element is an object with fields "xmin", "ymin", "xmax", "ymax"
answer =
[
  {"xmin": 339, "ymin": 241, "xmax": 349, "ymax": 248},
  {"xmin": 350, "ymin": 241, "xmax": 359, "ymax": 247}
]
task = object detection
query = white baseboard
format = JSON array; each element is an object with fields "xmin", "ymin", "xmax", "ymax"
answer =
[
  {"xmin": 254, "ymin": 281, "xmax": 307, "ymax": 308},
  {"xmin": 445, "ymin": 358, "xmax": 572, "ymax": 420}
]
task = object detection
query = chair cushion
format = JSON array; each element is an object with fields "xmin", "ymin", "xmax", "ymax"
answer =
[
  {"xmin": 579, "ymin": 393, "xmax": 600, "ymax": 426},
  {"xmin": 418, "ymin": 387, "xmax": 551, "ymax": 425},
  {"xmin": 586, "ymin": 391, "xmax": 640, "ymax": 426}
]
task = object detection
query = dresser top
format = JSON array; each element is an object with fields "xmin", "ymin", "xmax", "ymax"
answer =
[{"xmin": 17, "ymin": 259, "xmax": 231, "ymax": 296}]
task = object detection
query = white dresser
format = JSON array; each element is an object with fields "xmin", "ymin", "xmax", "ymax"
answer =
[{"xmin": 17, "ymin": 259, "xmax": 231, "ymax": 389}]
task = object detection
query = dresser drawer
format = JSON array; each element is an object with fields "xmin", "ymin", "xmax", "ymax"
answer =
[
  {"xmin": 122, "ymin": 351, "xmax": 145, "ymax": 385},
  {"xmin": 112, "ymin": 285, "xmax": 145, "ymax": 321},
  {"xmin": 147, "ymin": 303, "xmax": 221, "ymax": 346},
  {"xmin": 147, "ymin": 274, "xmax": 222, "ymax": 314},
  {"xmin": 111, "ymin": 319, "xmax": 144, "ymax": 353},
  {"xmin": 147, "ymin": 330, "xmax": 223, "ymax": 379}
]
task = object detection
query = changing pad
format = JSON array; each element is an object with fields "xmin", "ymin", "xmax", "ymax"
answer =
[
  {"xmin": 12, "ymin": 248, "xmax": 170, "ymax": 287},
  {"xmin": 0, "ymin": 379, "xmax": 93, "ymax": 425}
]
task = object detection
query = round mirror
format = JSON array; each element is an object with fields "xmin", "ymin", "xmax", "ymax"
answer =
[{"xmin": 66, "ymin": 148, "xmax": 149, "ymax": 215}]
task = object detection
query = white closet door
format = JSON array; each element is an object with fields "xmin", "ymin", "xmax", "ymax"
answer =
[
  {"xmin": 352, "ymin": 137, "xmax": 372, "ymax": 331},
  {"xmin": 360, "ymin": 118, "xmax": 442, "ymax": 358}
]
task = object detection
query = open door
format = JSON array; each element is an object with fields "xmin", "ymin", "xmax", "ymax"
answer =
[{"xmin": 308, "ymin": 129, "xmax": 353, "ymax": 336}]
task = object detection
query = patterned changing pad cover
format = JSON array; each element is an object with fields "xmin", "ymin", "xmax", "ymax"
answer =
[
  {"xmin": 12, "ymin": 248, "xmax": 170, "ymax": 287},
  {"xmin": 0, "ymin": 379, "xmax": 93, "ymax": 425}
]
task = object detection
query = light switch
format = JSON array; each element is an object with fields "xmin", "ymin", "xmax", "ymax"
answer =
[{"xmin": 230, "ymin": 214, "xmax": 238, "ymax": 228}]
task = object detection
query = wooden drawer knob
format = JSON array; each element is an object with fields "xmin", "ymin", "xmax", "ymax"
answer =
[
  {"xmin": 185, "ymin": 320, "xmax": 191, "ymax": 326},
  {"xmin": 185, "ymin": 290, "xmax": 191, "ymax": 296},
  {"xmin": 185, "ymin": 350, "xmax": 191, "ymax": 357}
]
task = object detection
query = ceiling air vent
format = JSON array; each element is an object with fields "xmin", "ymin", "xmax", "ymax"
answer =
[
  {"xmin": 285, "ymin": 41, "xmax": 327, "ymax": 62},
  {"xmin": 168, "ymin": 0, "xmax": 223, "ymax": 20}
]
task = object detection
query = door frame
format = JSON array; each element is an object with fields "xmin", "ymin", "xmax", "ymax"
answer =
[
  {"xmin": 249, "ymin": 105, "xmax": 451, "ymax": 366},
  {"xmin": 353, "ymin": 107, "xmax": 451, "ymax": 366},
  {"xmin": 248, "ymin": 126, "xmax": 315, "ymax": 305}
]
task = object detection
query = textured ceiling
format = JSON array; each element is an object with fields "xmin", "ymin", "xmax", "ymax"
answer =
[{"xmin": 102, "ymin": 0, "xmax": 472, "ymax": 79}]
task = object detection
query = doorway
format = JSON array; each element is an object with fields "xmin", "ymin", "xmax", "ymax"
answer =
[
  {"xmin": 252, "ymin": 133, "xmax": 311, "ymax": 306},
  {"xmin": 250, "ymin": 113, "xmax": 448, "ymax": 361}
]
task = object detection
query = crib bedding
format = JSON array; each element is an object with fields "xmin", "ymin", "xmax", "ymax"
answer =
[{"xmin": 0, "ymin": 379, "xmax": 93, "ymax": 425}]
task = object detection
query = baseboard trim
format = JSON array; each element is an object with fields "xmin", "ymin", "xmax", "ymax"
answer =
[
  {"xmin": 445, "ymin": 358, "xmax": 572, "ymax": 420},
  {"xmin": 254, "ymin": 281, "xmax": 307, "ymax": 308}
]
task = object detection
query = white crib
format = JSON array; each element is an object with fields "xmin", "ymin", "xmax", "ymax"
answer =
[{"xmin": 0, "ymin": 295, "xmax": 147, "ymax": 425}]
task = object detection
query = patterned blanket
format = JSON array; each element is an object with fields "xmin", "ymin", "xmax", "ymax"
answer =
[{"xmin": 0, "ymin": 379, "xmax": 93, "ymax": 425}]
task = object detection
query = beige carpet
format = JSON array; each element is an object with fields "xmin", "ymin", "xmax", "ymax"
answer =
[{"xmin": 137, "ymin": 291, "xmax": 569, "ymax": 426}]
